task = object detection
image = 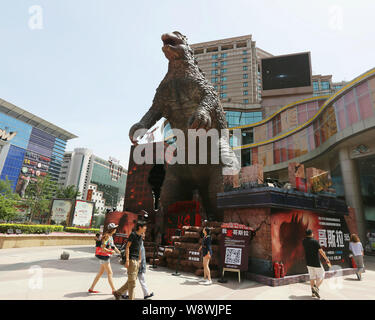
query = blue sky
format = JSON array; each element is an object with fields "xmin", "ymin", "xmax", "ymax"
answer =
[{"xmin": 0, "ymin": 0, "xmax": 374, "ymax": 167}]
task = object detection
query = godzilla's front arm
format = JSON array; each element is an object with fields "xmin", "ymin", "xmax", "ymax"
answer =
[
  {"xmin": 188, "ymin": 90, "xmax": 218, "ymax": 130},
  {"xmin": 129, "ymin": 96, "xmax": 162, "ymax": 144}
]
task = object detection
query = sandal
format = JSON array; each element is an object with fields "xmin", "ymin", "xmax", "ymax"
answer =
[{"xmin": 88, "ymin": 289, "xmax": 100, "ymax": 293}]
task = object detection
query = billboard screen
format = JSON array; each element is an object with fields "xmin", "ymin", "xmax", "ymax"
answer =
[
  {"xmin": 71, "ymin": 200, "xmax": 95, "ymax": 228},
  {"xmin": 261, "ymin": 52, "xmax": 311, "ymax": 91},
  {"xmin": 50, "ymin": 199, "xmax": 74, "ymax": 225}
]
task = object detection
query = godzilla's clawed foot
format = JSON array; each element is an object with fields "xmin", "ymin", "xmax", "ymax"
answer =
[{"xmin": 189, "ymin": 111, "xmax": 212, "ymax": 130}]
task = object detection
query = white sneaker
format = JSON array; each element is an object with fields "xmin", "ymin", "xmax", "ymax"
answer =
[{"xmin": 204, "ymin": 280, "xmax": 212, "ymax": 285}]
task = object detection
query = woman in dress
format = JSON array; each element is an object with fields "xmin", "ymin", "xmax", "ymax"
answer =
[{"xmin": 349, "ymin": 234, "xmax": 365, "ymax": 280}]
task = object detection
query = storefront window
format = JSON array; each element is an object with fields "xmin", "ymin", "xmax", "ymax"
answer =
[{"xmin": 357, "ymin": 155, "xmax": 375, "ymax": 223}]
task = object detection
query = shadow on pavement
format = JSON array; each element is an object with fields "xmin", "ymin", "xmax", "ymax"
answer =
[
  {"xmin": 344, "ymin": 277, "xmax": 359, "ymax": 281},
  {"xmin": 62, "ymin": 246, "xmax": 95, "ymax": 254},
  {"xmin": 64, "ymin": 291, "xmax": 110, "ymax": 298},
  {"xmin": 180, "ymin": 279, "xmax": 201, "ymax": 286},
  {"xmin": 0, "ymin": 256, "xmax": 127, "ymax": 279},
  {"xmin": 289, "ymin": 295, "xmax": 317, "ymax": 300}
]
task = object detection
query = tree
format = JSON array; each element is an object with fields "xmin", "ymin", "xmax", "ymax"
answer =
[
  {"xmin": 0, "ymin": 178, "xmax": 21, "ymax": 222},
  {"xmin": 24, "ymin": 175, "xmax": 57, "ymax": 222},
  {"xmin": 55, "ymin": 185, "xmax": 81, "ymax": 199}
]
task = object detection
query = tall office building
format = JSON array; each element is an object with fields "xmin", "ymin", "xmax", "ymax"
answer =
[
  {"xmin": 58, "ymin": 148, "xmax": 127, "ymax": 213},
  {"xmin": 192, "ymin": 35, "xmax": 272, "ymax": 106},
  {"xmin": 0, "ymin": 97, "xmax": 77, "ymax": 191}
]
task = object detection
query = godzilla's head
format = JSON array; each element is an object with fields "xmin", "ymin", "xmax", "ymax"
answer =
[{"xmin": 161, "ymin": 31, "xmax": 194, "ymax": 62}]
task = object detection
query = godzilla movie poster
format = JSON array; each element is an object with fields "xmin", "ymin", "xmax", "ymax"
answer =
[
  {"xmin": 271, "ymin": 210, "xmax": 351, "ymax": 276},
  {"xmin": 104, "ymin": 211, "xmax": 139, "ymax": 245}
]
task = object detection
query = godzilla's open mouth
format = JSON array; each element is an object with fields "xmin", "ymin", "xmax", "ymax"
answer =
[{"xmin": 161, "ymin": 33, "xmax": 183, "ymax": 47}]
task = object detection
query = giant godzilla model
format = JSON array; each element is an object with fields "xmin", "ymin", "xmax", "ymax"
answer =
[{"xmin": 129, "ymin": 31, "xmax": 239, "ymax": 221}]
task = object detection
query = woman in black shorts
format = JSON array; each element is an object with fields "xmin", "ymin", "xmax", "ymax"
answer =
[
  {"xmin": 89, "ymin": 223, "xmax": 121, "ymax": 294},
  {"xmin": 199, "ymin": 227, "xmax": 212, "ymax": 285}
]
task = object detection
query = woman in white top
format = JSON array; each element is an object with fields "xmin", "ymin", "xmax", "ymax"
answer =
[{"xmin": 349, "ymin": 234, "xmax": 365, "ymax": 280}]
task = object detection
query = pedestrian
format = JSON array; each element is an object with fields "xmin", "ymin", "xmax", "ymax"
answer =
[
  {"xmin": 122, "ymin": 233, "xmax": 154, "ymax": 299},
  {"xmin": 113, "ymin": 221, "xmax": 147, "ymax": 300},
  {"xmin": 88, "ymin": 223, "xmax": 121, "ymax": 294},
  {"xmin": 302, "ymin": 229, "xmax": 331, "ymax": 299},
  {"xmin": 198, "ymin": 227, "xmax": 212, "ymax": 285},
  {"xmin": 94, "ymin": 233, "xmax": 101, "ymax": 244},
  {"xmin": 349, "ymin": 234, "xmax": 365, "ymax": 280}
]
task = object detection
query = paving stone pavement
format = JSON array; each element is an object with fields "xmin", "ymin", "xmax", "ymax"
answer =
[{"xmin": 0, "ymin": 245, "xmax": 374, "ymax": 300}]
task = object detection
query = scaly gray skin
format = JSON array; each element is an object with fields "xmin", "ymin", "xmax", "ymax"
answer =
[{"xmin": 129, "ymin": 31, "xmax": 239, "ymax": 221}]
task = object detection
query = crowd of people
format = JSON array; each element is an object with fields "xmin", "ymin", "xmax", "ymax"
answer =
[
  {"xmin": 87, "ymin": 222, "xmax": 214, "ymax": 299},
  {"xmin": 88, "ymin": 218, "xmax": 365, "ymax": 300}
]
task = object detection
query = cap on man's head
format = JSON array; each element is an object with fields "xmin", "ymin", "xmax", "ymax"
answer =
[
  {"xmin": 305, "ymin": 229, "xmax": 313, "ymax": 236},
  {"xmin": 107, "ymin": 223, "xmax": 118, "ymax": 230}
]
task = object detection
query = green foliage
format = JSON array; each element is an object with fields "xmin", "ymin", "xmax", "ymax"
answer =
[
  {"xmin": 0, "ymin": 223, "xmax": 63, "ymax": 234},
  {"xmin": 92, "ymin": 213, "xmax": 105, "ymax": 228},
  {"xmin": 24, "ymin": 175, "xmax": 57, "ymax": 221},
  {"xmin": 64, "ymin": 227, "xmax": 100, "ymax": 234},
  {"xmin": 55, "ymin": 185, "xmax": 81, "ymax": 199},
  {"xmin": 0, "ymin": 178, "xmax": 21, "ymax": 222}
]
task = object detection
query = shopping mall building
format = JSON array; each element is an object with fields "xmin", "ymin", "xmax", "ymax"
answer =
[
  {"xmin": 229, "ymin": 67, "xmax": 375, "ymax": 241},
  {"xmin": 0, "ymin": 97, "xmax": 77, "ymax": 192}
]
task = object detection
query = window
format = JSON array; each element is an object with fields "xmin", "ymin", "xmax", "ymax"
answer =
[
  {"xmin": 211, "ymin": 62, "xmax": 218, "ymax": 67},
  {"xmin": 211, "ymin": 70, "xmax": 218, "ymax": 75},
  {"xmin": 321, "ymin": 81, "xmax": 330, "ymax": 90},
  {"xmin": 243, "ymin": 99, "xmax": 249, "ymax": 104},
  {"xmin": 221, "ymin": 61, "xmax": 227, "ymax": 66},
  {"xmin": 243, "ymin": 50, "xmax": 247, "ymax": 55},
  {"xmin": 243, "ymin": 58, "xmax": 248, "ymax": 63},
  {"xmin": 220, "ymin": 85, "xmax": 227, "ymax": 90},
  {"xmin": 272, "ymin": 114, "xmax": 282, "ymax": 136},
  {"xmin": 211, "ymin": 77, "xmax": 218, "ymax": 83},
  {"xmin": 243, "ymin": 82, "xmax": 248, "ymax": 87},
  {"xmin": 221, "ymin": 69, "xmax": 227, "ymax": 73},
  {"xmin": 225, "ymin": 111, "xmax": 262, "ymax": 127},
  {"xmin": 243, "ymin": 90, "xmax": 248, "ymax": 96},
  {"xmin": 243, "ymin": 74, "xmax": 248, "ymax": 79},
  {"xmin": 220, "ymin": 93, "xmax": 227, "ymax": 98},
  {"xmin": 243, "ymin": 66, "xmax": 248, "ymax": 71},
  {"xmin": 313, "ymin": 81, "xmax": 319, "ymax": 91},
  {"xmin": 212, "ymin": 54, "xmax": 218, "ymax": 59},
  {"xmin": 297, "ymin": 104, "xmax": 307, "ymax": 124},
  {"xmin": 214, "ymin": 85, "xmax": 218, "ymax": 91},
  {"xmin": 220, "ymin": 76, "xmax": 227, "ymax": 82},
  {"xmin": 221, "ymin": 53, "xmax": 227, "ymax": 58},
  {"xmin": 241, "ymin": 148, "xmax": 252, "ymax": 167},
  {"xmin": 241, "ymin": 128, "xmax": 254, "ymax": 145}
]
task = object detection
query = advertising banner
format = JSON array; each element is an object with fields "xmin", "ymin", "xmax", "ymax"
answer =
[
  {"xmin": 50, "ymin": 199, "xmax": 74, "ymax": 225},
  {"xmin": 71, "ymin": 200, "xmax": 95, "ymax": 228},
  {"xmin": 271, "ymin": 210, "xmax": 351, "ymax": 275},
  {"xmin": 103, "ymin": 211, "xmax": 139, "ymax": 245},
  {"xmin": 86, "ymin": 189, "xmax": 93, "ymax": 201},
  {"xmin": 220, "ymin": 223, "xmax": 252, "ymax": 271}
]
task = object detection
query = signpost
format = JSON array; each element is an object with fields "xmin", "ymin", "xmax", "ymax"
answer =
[{"xmin": 220, "ymin": 223, "xmax": 252, "ymax": 282}]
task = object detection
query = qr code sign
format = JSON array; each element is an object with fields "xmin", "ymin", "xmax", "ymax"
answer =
[{"xmin": 224, "ymin": 247, "xmax": 242, "ymax": 266}]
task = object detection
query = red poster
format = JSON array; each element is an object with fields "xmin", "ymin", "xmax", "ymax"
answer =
[{"xmin": 271, "ymin": 210, "xmax": 351, "ymax": 276}]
